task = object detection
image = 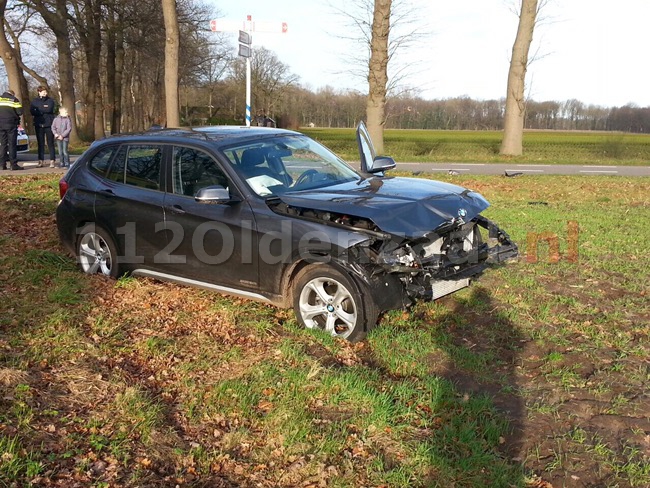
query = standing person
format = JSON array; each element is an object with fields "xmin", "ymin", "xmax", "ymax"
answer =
[
  {"xmin": 52, "ymin": 107, "xmax": 72, "ymax": 168},
  {"xmin": 30, "ymin": 86, "xmax": 57, "ymax": 167},
  {"xmin": 0, "ymin": 89, "xmax": 24, "ymax": 171}
]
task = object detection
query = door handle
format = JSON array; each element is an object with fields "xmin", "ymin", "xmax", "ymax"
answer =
[{"xmin": 167, "ymin": 205, "xmax": 186, "ymax": 215}]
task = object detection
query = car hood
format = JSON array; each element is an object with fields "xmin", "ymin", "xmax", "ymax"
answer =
[{"xmin": 278, "ymin": 176, "xmax": 490, "ymax": 238}]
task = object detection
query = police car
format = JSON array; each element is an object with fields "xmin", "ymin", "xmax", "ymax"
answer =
[{"xmin": 17, "ymin": 125, "xmax": 29, "ymax": 153}]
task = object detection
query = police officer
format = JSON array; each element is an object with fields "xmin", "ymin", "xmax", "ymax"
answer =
[{"xmin": 0, "ymin": 89, "xmax": 24, "ymax": 171}]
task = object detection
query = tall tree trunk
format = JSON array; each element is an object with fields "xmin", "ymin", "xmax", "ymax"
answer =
[
  {"xmin": 70, "ymin": 0, "xmax": 103, "ymax": 140},
  {"xmin": 0, "ymin": 0, "xmax": 29, "ymax": 118},
  {"xmin": 54, "ymin": 33, "xmax": 79, "ymax": 143},
  {"xmin": 112, "ymin": 20, "xmax": 125, "ymax": 133},
  {"xmin": 105, "ymin": 2, "xmax": 125, "ymax": 134},
  {"xmin": 89, "ymin": 1, "xmax": 104, "ymax": 140},
  {"xmin": 94, "ymin": 82, "xmax": 104, "ymax": 139},
  {"xmin": 162, "ymin": 0, "xmax": 180, "ymax": 127},
  {"xmin": 26, "ymin": 0, "xmax": 79, "ymax": 143},
  {"xmin": 366, "ymin": 0, "xmax": 391, "ymax": 155},
  {"xmin": 500, "ymin": 0, "xmax": 538, "ymax": 156},
  {"xmin": 106, "ymin": 15, "xmax": 117, "ymax": 134}
]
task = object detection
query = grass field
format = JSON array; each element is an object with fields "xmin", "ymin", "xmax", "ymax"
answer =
[
  {"xmin": 0, "ymin": 173, "xmax": 648, "ymax": 487},
  {"xmin": 301, "ymin": 128, "xmax": 650, "ymax": 166},
  {"xmin": 58, "ymin": 128, "xmax": 650, "ymax": 166}
]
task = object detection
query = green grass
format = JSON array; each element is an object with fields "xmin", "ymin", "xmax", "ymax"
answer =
[
  {"xmin": 0, "ymin": 173, "xmax": 648, "ymax": 487},
  {"xmin": 0, "ymin": 436, "xmax": 44, "ymax": 479},
  {"xmin": 301, "ymin": 128, "xmax": 650, "ymax": 165}
]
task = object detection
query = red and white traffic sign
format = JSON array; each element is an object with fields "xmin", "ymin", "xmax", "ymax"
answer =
[
  {"xmin": 252, "ymin": 21, "xmax": 288, "ymax": 34},
  {"xmin": 209, "ymin": 17, "xmax": 287, "ymax": 34},
  {"xmin": 210, "ymin": 19, "xmax": 245, "ymax": 32}
]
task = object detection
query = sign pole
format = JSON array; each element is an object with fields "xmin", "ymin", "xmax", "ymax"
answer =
[
  {"xmin": 210, "ymin": 16, "xmax": 287, "ymax": 127},
  {"xmin": 241, "ymin": 19, "xmax": 253, "ymax": 127},
  {"xmin": 245, "ymin": 57, "xmax": 251, "ymax": 126}
]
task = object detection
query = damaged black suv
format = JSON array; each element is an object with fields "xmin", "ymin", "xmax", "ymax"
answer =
[{"xmin": 56, "ymin": 122, "xmax": 518, "ymax": 341}]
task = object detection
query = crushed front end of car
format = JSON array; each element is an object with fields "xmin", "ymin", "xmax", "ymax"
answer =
[
  {"xmin": 271, "ymin": 190, "xmax": 518, "ymax": 313},
  {"xmin": 364, "ymin": 214, "xmax": 518, "ymax": 306}
]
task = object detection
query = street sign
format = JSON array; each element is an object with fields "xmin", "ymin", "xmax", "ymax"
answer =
[
  {"xmin": 209, "ymin": 19, "xmax": 287, "ymax": 34},
  {"xmin": 238, "ymin": 44, "xmax": 251, "ymax": 58},
  {"xmin": 239, "ymin": 30, "xmax": 251, "ymax": 45},
  {"xmin": 210, "ymin": 19, "xmax": 244, "ymax": 32},
  {"xmin": 251, "ymin": 21, "xmax": 288, "ymax": 34}
]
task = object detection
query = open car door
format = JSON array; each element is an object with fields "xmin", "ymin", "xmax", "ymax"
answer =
[{"xmin": 356, "ymin": 121, "xmax": 396, "ymax": 174}]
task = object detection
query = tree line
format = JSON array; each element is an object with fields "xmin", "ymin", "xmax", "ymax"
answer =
[
  {"xmin": 1, "ymin": 0, "xmax": 226, "ymax": 142},
  {"xmin": 220, "ymin": 83, "xmax": 650, "ymax": 133},
  {"xmin": 2, "ymin": 0, "xmax": 648, "ymax": 147}
]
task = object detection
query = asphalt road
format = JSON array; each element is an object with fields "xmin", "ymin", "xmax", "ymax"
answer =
[
  {"xmin": 6, "ymin": 152, "xmax": 650, "ymax": 177},
  {"xmin": 3, "ymin": 152, "xmax": 77, "ymax": 173},
  {"xmin": 396, "ymin": 162, "xmax": 650, "ymax": 177}
]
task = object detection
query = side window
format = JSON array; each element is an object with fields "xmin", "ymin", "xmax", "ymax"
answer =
[
  {"xmin": 105, "ymin": 145, "xmax": 162, "ymax": 190},
  {"xmin": 88, "ymin": 146, "xmax": 117, "ymax": 176},
  {"xmin": 106, "ymin": 145, "xmax": 127, "ymax": 183},
  {"xmin": 172, "ymin": 146, "xmax": 228, "ymax": 197},
  {"xmin": 125, "ymin": 146, "xmax": 162, "ymax": 190}
]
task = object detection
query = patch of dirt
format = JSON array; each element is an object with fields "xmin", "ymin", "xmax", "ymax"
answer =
[{"xmin": 424, "ymin": 273, "xmax": 650, "ymax": 487}]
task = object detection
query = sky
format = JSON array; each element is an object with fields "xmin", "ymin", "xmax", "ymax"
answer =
[{"xmin": 212, "ymin": 0, "xmax": 650, "ymax": 108}]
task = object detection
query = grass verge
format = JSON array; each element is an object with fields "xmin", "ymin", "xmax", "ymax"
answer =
[{"xmin": 0, "ymin": 173, "xmax": 648, "ymax": 487}]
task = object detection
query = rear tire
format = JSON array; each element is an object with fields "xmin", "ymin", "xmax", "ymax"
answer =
[
  {"xmin": 293, "ymin": 264, "xmax": 379, "ymax": 342},
  {"xmin": 76, "ymin": 224, "xmax": 120, "ymax": 278}
]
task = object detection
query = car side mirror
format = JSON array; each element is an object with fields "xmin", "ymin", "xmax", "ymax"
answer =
[
  {"xmin": 370, "ymin": 156, "xmax": 396, "ymax": 173},
  {"xmin": 195, "ymin": 185, "xmax": 234, "ymax": 203}
]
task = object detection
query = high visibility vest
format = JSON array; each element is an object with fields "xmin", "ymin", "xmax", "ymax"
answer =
[{"xmin": 0, "ymin": 96, "xmax": 22, "ymax": 110}]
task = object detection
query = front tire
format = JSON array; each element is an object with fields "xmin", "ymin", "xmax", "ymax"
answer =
[
  {"xmin": 293, "ymin": 265, "xmax": 378, "ymax": 342},
  {"xmin": 76, "ymin": 224, "xmax": 120, "ymax": 278}
]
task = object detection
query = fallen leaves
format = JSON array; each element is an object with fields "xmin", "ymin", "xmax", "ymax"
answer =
[{"xmin": 525, "ymin": 475, "xmax": 554, "ymax": 488}]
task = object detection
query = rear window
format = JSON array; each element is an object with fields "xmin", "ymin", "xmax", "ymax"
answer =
[{"xmin": 88, "ymin": 146, "xmax": 118, "ymax": 176}]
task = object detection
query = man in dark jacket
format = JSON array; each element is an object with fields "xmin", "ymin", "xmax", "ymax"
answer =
[
  {"xmin": 30, "ymin": 85, "xmax": 57, "ymax": 167},
  {"xmin": 0, "ymin": 89, "xmax": 24, "ymax": 171}
]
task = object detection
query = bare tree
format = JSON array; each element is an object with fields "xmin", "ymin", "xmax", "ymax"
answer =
[
  {"xmin": 500, "ymin": 0, "xmax": 541, "ymax": 156},
  {"xmin": 66, "ymin": 0, "xmax": 104, "ymax": 140},
  {"xmin": 162, "ymin": 0, "xmax": 180, "ymax": 127},
  {"xmin": 22, "ymin": 0, "xmax": 80, "ymax": 142},
  {"xmin": 332, "ymin": 0, "xmax": 425, "ymax": 154},
  {"xmin": 178, "ymin": 30, "xmax": 230, "ymax": 122},
  {"xmin": 0, "ymin": 0, "xmax": 30, "ymax": 116},
  {"xmin": 230, "ymin": 47, "xmax": 298, "ymax": 123},
  {"xmin": 105, "ymin": 0, "xmax": 126, "ymax": 134}
]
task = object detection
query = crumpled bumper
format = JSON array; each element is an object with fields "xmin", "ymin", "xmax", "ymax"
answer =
[
  {"xmin": 476, "ymin": 215, "xmax": 519, "ymax": 264},
  {"xmin": 407, "ymin": 216, "xmax": 518, "ymax": 302}
]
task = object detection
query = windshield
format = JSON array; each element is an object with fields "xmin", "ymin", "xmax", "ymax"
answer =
[{"xmin": 221, "ymin": 135, "xmax": 360, "ymax": 197}]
